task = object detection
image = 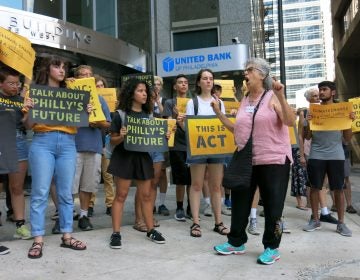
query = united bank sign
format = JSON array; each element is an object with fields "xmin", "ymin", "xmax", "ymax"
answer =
[{"xmin": 157, "ymin": 44, "xmax": 249, "ymax": 77}]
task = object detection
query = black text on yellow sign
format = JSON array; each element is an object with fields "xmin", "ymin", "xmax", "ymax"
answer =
[
  {"xmin": 29, "ymin": 85, "xmax": 90, "ymax": 127},
  {"xmin": 349, "ymin": 98, "xmax": 360, "ymax": 133},
  {"xmin": 124, "ymin": 116, "xmax": 168, "ymax": 153},
  {"xmin": 186, "ymin": 116, "xmax": 236, "ymax": 158}
]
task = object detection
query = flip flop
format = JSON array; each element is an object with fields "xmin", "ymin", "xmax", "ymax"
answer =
[{"xmin": 296, "ymin": 206, "xmax": 308, "ymax": 211}]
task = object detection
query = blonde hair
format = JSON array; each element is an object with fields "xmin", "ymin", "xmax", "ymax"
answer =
[
  {"xmin": 74, "ymin": 65, "xmax": 93, "ymax": 78},
  {"xmin": 154, "ymin": 76, "xmax": 163, "ymax": 86}
]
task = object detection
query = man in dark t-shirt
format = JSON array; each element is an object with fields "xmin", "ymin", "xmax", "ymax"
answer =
[{"xmin": 163, "ymin": 74, "xmax": 191, "ymax": 221}]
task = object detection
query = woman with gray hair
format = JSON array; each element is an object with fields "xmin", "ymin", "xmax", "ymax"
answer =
[{"xmin": 211, "ymin": 57, "xmax": 295, "ymax": 265}]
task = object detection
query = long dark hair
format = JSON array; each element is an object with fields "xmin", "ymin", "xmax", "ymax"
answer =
[
  {"xmin": 117, "ymin": 78, "xmax": 152, "ymax": 114},
  {"xmin": 35, "ymin": 56, "xmax": 68, "ymax": 88},
  {"xmin": 194, "ymin": 68, "xmax": 214, "ymax": 95}
]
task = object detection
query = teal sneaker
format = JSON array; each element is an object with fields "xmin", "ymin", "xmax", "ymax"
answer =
[
  {"xmin": 214, "ymin": 242, "xmax": 245, "ymax": 255},
  {"xmin": 257, "ymin": 248, "xmax": 280, "ymax": 265}
]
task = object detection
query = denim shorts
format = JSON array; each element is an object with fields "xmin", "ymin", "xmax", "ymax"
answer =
[
  {"xmin": 149, "ymin": 151, "xmax": 165, "ymax": 163},
  {"xmin": 186, "ymin": 156, "xmax": 227, "ymax": 165},
  {"xmin": 16, "ymin": 130, "xmax": 28, "ymax": 161}
]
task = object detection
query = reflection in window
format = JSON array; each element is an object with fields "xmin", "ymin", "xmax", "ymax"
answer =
[
  {"xmin": 30, "ymin": 0, "xmax": 62, "ymax": 19},
  {"xmin": 96, "ymin": 0, "xmax": 115, "ymax": 36},
  {"xmin": 67, "ymin": 0, "xmax": 93, "ymax": 29},
  {"xmin": 0, "ymin": 0, "xmax": 23, "ymax": 9}
]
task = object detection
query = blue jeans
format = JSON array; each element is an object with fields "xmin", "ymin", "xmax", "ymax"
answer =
[{"xmin": 29, "ymin": 131, "xmax": 76, "ymax": 236}]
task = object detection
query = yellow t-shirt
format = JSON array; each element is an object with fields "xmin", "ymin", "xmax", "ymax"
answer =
[{"xmin": 32, "ymin": 124, "xmax": 77, "ymax": 134}]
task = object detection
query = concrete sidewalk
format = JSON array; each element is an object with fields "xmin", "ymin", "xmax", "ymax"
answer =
[{"xmin": 1, "ymin": 168, "xmax": 360, "ymax": 280}]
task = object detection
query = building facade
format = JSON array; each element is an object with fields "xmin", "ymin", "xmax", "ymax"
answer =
[
  {"xmin": 264, "ymin": 0, "xmax": 334, "ymax": 106},
  {"xmin": 0, "ymin": 0, "xmax": 264, "ymax": 93},
  {"xmin": 331, "ymin": 0, "xmax": 360, "ymax": 160}
]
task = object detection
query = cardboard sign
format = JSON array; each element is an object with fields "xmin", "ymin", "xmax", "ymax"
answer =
[
  {"xmin": 121, "ymin": 73, "xmax": 154, "ymax": 88},
  {"xmin": 186, "ymin": 116, "xmax": 236, "ymax": 158},
  {"xmin": 349, "ymin": 98, "xmax": 360, "ymax": 133},
  {"xmin": 0, "ymin": 27, "xmax": 35, "ymax": 79},
  {"xmin": 214, "ymin": 79, "xmax": 235, "ymax": 99},
  {"xmin": 124, "ymin": 115, "xmax": 168, "ymax": 152},
  {"xmin": 0, "ymin": 110, "xmax": 18, "ymax": 174},
  {"xmin": 176, "ymin": 97, "xmax": 190, "ymax": 115},
  {"xmin": 66, "ymin": 77, "xmax": 106, "ymax": 122},
  {"xmin": 167, "ymin": 118, "xmax": 177, "ymax": 147},
  {"xmin": 29, "ymin": 85, "xmax": 90, "ymax": 127},
  {"xmin": 223, "ymin": 100, "xmax": 240, "ymax": 114},
  {"xmin": 289, "ymin": 125, "xmax": 298, "ymax": 145},
  {"xmin": 97, "ymin": 88, "xmax": 117, "ymax": 112},
  {"xmin": 309, "ymin": 102, "xmax": 353, "ymax": 131}
]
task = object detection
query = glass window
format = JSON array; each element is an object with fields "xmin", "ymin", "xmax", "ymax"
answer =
[
  {"xmin": 30, "ymin": 0, "xmax": 62, "ymax": 19},
  {"xmin": 66, "ymin": 0, "xmax": 93, "ymax": 29},
  {"xmin": 0, "ymin": 0, "xmax": 23, "ymax": 9},
  {"xmin": 173, "ymin": 29, "xmax": 218, "ymax": 51},
  {"xmin": 96, "ymin": 0, "xmax": 115, "ymax": 36}
]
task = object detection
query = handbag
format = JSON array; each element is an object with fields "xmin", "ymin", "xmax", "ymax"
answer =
[{"xmin": 222, "ymin": 91, "xmax": 267, "ymax": 190}]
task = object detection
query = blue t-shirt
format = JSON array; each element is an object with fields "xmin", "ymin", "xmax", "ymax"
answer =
[{"xmin": 75, "ymin": 95, "xmax": 111, "ymax": 154}]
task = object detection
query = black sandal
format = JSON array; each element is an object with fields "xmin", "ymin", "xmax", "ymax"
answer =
[
  {"xmin": 190, "ymin": 223, "xmax": 202, "ymax": 237},
  {"xmin": 28, "ymin": 242, "xmax": 44, "ymax": 259},
  {"xmin": 60, "ymin": 237, "xmax": 87, "ymax": 250},
  {"xmin": 214, "ymin": 222, "xmax": 229, "ymax": 235}
]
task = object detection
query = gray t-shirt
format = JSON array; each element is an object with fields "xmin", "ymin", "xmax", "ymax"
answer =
[
  {"xmin": 309, "ymin": 131, "xmax": 344, "ymax": 160},
  {"xmin": 163, "ymin": 98, "xmax": 187, "ymax": 151}
]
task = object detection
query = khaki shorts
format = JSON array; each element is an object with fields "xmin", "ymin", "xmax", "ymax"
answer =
[{"xmin": 72, "ymin": 152, "xmax": 101, "ymax": 194}]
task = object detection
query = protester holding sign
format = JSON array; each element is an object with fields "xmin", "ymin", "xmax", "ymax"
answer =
[
  {"xmin": 184, "ymin": 69, "xmax": 229, "ymax": 238},
  {"xmin": 71, "ymin": 65, "xmax": 111, "ymax": 232},
  {"xmin": 163, "ymin": 74, "xmax": 192, "ymax": 221},
  {"xmin": 88, "ymin": 74, "xmax": 115, "ymax": 217},
  {"xmin": 27, "ymin": 56, "xmax": 88, "ymax": 259},
  {"xmin": 302, "ymin": 81, "xmax": 354, "ymax": 237},
  {"xmin": 212, "ymin": 58, "xmax": 295, "ymax": 265},
  {"xmin": 108, "ymin": 78, "xmax": 165, "ymax": 249},
  {"xmin": 0, "ymin": 66, "xmax": 33, "ymax": 240}
]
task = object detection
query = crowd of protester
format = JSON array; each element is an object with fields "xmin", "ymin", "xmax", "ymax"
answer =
[{"xmin": 0, "ymin": 57, "xmax": 357, "ymax": 265}]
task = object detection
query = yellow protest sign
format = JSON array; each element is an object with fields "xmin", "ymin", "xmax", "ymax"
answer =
[
  {"xmin": 66, "ymin": 77, "xmax": 106, "ymax": 122},
  {"xmin": 176, "ymin": 97, "xmax": 190, "ymax": 115},
  {"xmin": 167, "ymin": 118, "xmax": 177, "ymax": 147},
  {"xmin": 349, "ymin": 98, "xmax": 360, "ymax": 133},
  {"xmin": 223, "ymin": 100, "xmax": 240, "ymax": 114},
  {"xmin": 97, "ymin": 88, "xmax": 117, "ymax": 112},
  {"xmin": 186, "ymin": 116, "xmax": 236, "ymax": 158},
  {"xmin": 0, "ymin": 27, "xmax": 35, "ymax": 79},
  {"xmin": 309, "ymin": 102, "xmax": 353, "ymax": 131},
  {"xmin": 214, "ymin": 79, "xmax": 235, "ymax": 99},
  {"xmin": 289, "ymin": 125, "xmax": 298, "ymax": 145}
]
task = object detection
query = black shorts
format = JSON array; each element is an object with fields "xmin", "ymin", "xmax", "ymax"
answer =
[
  {"xmin": 307, "ymin": 159, "xmax": 344, "ymax": 190},
  {"xmin": 108, "ymin": 149, "xmax": 154, "ymax": 180},
  {"xmin": 169, "ymin": 150, "xmax": 191, "ymax": 186}
]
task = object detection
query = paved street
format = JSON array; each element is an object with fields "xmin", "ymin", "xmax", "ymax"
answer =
[{"xmin": 1, "ymin": 166, "xmax": 360, "ymax": 280}]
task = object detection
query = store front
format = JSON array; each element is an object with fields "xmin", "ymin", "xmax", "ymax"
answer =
[{"xmin": 0, "ymin": 6, "xmax": 148, "ymax": 87}]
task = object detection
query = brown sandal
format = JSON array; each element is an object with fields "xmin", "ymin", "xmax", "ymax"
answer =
[
  {"xmin": 60, "ymin": 237, "xmax": 86, "ymax": 250},
  {"xmin": 190, "ymin": 223, "xmax": 202, "ymax": 237},
  {"xmin": 133, "ymin": 222, "xmax": 148, "ymax": 232},
  {"xmin": 214, "ymin": 222, "xmax": 229, "ymax": 235},
  {"xmin": 28, "ymin": 242, "xmax": 44, "ymax": 259}
]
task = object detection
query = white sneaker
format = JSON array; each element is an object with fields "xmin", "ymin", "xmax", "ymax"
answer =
[
  {"xmin": 203, "ymin": 204, "xmax": 213, "ymax": 217},
  {"xmin": 247, "ymin": 218, "xmax": 260, "ymax": 235},
  {"xmin": 221, "ymin": 204, "xmax": 231, "ymax": 216}
]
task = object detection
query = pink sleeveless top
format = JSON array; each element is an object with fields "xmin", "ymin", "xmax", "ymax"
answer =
[{"xmin": 234, "ymin": 90, "xmax": 292, "ymax": 165}]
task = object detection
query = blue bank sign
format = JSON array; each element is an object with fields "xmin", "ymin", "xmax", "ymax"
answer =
[{"xmin": 156, "ymin": 44, "xmax": 249, "ymax": 77}]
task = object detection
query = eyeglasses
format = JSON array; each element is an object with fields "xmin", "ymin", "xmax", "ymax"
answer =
[
  {"xmin": 5, "ymin": 82, "xmax": 22, "ymax": 87},
  {"xmin": 244, "ymin": 66, "xmax": 263, "ymax": 73}
]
